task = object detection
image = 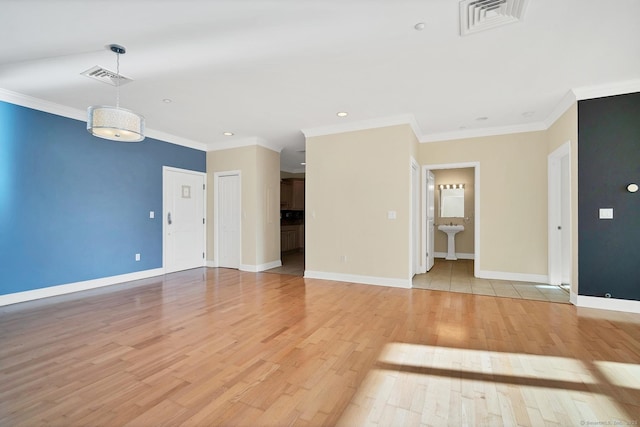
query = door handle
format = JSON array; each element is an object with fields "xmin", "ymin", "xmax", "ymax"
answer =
[{"xmin": 168, "ymin": 212, "xmax": 172, "ymax": 225}]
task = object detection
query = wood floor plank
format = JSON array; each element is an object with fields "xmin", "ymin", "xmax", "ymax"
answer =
[{"xmin": 1, "ymin": 267, "xmax": 640, "ymax": 426}]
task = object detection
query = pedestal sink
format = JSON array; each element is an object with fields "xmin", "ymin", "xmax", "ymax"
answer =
[{"xmin": 438, "ymin": 224, "xmax": 464, "ymax": 260}]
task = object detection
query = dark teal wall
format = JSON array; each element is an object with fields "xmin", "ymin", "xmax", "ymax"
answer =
[
  {"xmin": 578, "ymin": 92, "xmax": 640, "ymax": 300},
  {"xmin": 0, "ymin": 101, "xmax": 206, "ymax": 295}
]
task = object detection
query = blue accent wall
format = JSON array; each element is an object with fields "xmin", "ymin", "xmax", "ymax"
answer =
[
  {"xmin": 0, "ymin": 101, "xmax": 206, "ymax": 295},
  {"xmin": 578, "ymin": 92, "xmax": 640, "ymax": 301}
]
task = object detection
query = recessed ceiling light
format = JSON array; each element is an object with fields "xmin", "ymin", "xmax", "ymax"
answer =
[
  {"xmin": 337, "ymin": 112, "xmax": 348, "ymax": 117},
  {"xmin": 414, "ymin": 22, "xmax": 426, "ymax": 31},
  {"xmin": 475, "ymin": 116, "xmax": 488, "ymax": 121},
  {"xmin": 300, "ymin": 162, "xmax": 306, "ymax": 166},
  {"xmin": 522, "ymin": 111, "xmax": 535, "ymax": 118},
  {"xmin": 162, "ymin": 98, "xmax": 172, "ymax": 104},
  {"xmin": 223, "ymin": 132, "xmax": 234, "ymax": 136}
]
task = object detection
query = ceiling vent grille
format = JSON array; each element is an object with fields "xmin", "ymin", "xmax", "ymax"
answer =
[
  {"xmin": 81, "ymin": 66, "xmax": 133, "ymax": 86},
  {"xmin": 459, "ymin": 0, "xmax": 529, "ymax": 36}
]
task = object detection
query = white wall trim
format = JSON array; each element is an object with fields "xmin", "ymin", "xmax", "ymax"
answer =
[
  {"xmin": 304, "ymin": 270, "xmax": 412, "ymax": 289},
  {"xmin": 0, "ymin": 268, "xmax": 165, "ymax": 307},
  {"xmin": 434, "ymin": 252, "xmax": 475, "ymax": 260},
  {"xmin": 0, "ymin": 88, "xmax": 207, "ymax": 151},
  {"xmin": 206, "ymin": 136, "xmax": 283, "ymax": 154},
  {"xmin": 301, "ymin": 114, "xmax": 420, "ymax": 139},
  {"xmin": 572, "ymin": 78, "xmax": 640, "ymax": 101},
  {"xmin": 576, "ymin": 295, "xmax": 640, "ymax": 314},
  {"xmin": 240, "ymin": 260, "xmax": 282, "ymax": 272},
  {"xmin": 206, "ymin": 260, "xmax": 218, "ymax": 268},
  {"xmin": 421, "ymin": 121, "xmax": 547, "ymax": 143},
  {"xmin": 543, "ymin": 90, "xmax": 577, "ymax": 129},
  {"xmin": 570, "ymin": 290, "xmax": 578, "ymax": 306},
  {"xmin": 476, "ymin": 269, "xmax": 548, "ymax": 284}
]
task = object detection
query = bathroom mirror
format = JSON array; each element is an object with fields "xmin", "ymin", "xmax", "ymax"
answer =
[{"xmin": 440, "ymin": 186, "xmax": 464, "ymax": 217}]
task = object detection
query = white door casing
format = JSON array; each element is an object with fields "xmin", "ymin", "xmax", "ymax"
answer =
[
  {"xmin": 215, "ymin": 172, "xmax": 241, "ymax": 269},
  {"xmin": 422, "ymin": 163, "xmax": 480, "ymax": 278},
  {"xmin": 411, "ymin": 159, "xmax": 420, "ymax": 276},
  {"xmin": 426, "ymin": 170, "xmax": 435, "ymax": 271},
  {"xmin": 163, "ymin": 167, "xmax": 206, "ymax": 273}
]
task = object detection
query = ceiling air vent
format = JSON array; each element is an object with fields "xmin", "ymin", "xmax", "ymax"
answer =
[
  {"xmin": 459, "ymin": 0, "xmax": 529, "ymax": 36},
  {"xmin": 81, "ymin": 65, "xmax": 133, "ymax": 86}
]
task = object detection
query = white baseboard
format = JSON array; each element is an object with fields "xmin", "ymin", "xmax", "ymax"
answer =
[
  {"xmin": 476, "ymin": 269, "xmax": 549, "ymax": 284},
  {"xmin": 240, "ymin": 260, "xmax": 282, "ymax": 272},
  {"xmin": 576, "ymin": 295, "xmax": 640, "ymax": 314},
  {"xmin": 303, "ymin": 270, "xmax": 411, "ymax": 289},
  {"xmin": 434, "ymin": 252, "xmax": 475, "ymax": 260},
  {"xmin": 0, "ymin": 268, "xmax": 165, "ymax": 307},
  {"xmin": 570, "ymin": 290, "xmax": 578, "ymax": 306}
]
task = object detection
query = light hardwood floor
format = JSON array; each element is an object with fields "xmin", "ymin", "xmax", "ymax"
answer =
[{"xmin": 1, "ymin": 268, "xmax": 639, "ymax": 426}]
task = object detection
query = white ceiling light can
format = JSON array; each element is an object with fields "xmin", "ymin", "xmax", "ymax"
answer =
[
  {"xmin": 87, "ymin": 44, "xmax": 145, "ymax": 142},
  {"xmin": 337, "ymin": 112, "xmax": 348, "ymax": 117},
  {"xmin": 627, "ymin": 183, "xmax": 639, "ymax": 193}
]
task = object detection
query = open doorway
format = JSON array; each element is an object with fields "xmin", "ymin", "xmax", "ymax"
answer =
[
  {"xmin": 266, "ymin": 172, "xmax": 305, "ymax": 276},
  {"xmin": 420, "ymin": 162, "xmax": 480, "ymax": 280}
]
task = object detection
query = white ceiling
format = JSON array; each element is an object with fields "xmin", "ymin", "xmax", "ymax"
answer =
[{"xmin": 1, "ymin": 0, "xmax": 639, "ymax": 172}]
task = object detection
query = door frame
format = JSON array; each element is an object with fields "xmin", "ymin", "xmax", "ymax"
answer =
[
  {"xmin": 422, "ymin": 162, "xmax": 480, "ymax": 278},
  {"xmin": 213, "ymin": 170, "xmax": 242, "ymax": 268},
  {"xmin": 411, "ymin": 158, "xmax": 421, "ymax": 276},
  {"xmin": 547, "ymin": 141, "xmax": 571, "ymax": 286},
  {"xmin": 162, "ymin": 166, "xmax": 207, "ymax": 272}
]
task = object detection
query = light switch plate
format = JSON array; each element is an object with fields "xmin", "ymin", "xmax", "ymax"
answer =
[
  {"xmin": 599, "ymin": 208, "xmax": 613, "ymax": 219},
  {"xmin": 387, "ymin": 210, "xmax": 397, "ymax": 220},
  {"xmin": 150, "ymin": 211, "xmax": 155, "ymax": 219}
]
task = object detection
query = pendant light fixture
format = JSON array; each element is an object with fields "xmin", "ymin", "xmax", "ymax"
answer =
[{"xmin": 87, "ymin": 44, "xmax": 145, "ymax": 142}]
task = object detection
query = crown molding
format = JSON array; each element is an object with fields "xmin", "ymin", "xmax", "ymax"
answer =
[
  {"xmin": 0, "ymin": 88, "xmax": 207, "ymax": 151},
  {"xmin": 542, "ymin": 90, "xmax": 577, "ymax": 129},
  {"xmin": 420, "ymin": 121, "xmax": 547, "ymax": 143},
  {"xmin": 206, "ymin": 136, "xmax": 283, "ymax": 153},
  {"xmin": 0, "ymin": 88, "xmax": 86, "ymax": 121},
  {"xmin": 572, "ymin": 78, "xmax": 640, "ymax": 101},
  {"xmin": 301, "ymin": 114, "xmax": 421, "ymax": 140}
]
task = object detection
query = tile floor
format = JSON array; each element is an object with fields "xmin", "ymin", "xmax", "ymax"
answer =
[
  {"xmin": 265, "ymin": 253, "xmax": 570, "ymax": 304},
  {"xmin": 413, "ymin": 258, "xmax": 570, "ymax": 303},
  {"xmin": 264, "ymin": 250, "xmax": 305, "ymax": 276}
]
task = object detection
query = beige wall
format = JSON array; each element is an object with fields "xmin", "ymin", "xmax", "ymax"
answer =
[
  {"xmin": 433, "ymin": 168, "xmax": 475, "ymax": 255},
  {"xmin": 306, "ymin": 124, "xmax": 414, "ymax": 281},
  {"xmin": 256, "ymin": 146, "xmax": 281, "ymax": 265},
  {"xmin": 206, "ymin": 145, "xmax": 280, "ymax": 269},
  {"xmin": 419, "ymin": 131, "xmax": 548, "ymax": 276},
  {"xmin": 546, "ymin": 103, "xmax": 578, "ymax": 293}
]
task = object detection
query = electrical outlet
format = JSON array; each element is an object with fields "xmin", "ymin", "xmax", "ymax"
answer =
[
  {"xmin": 340, "ymin": 255, "xmax": 347, "ymax": 263},
  {"xmin": 135, "ymin": 253, "xmax": 141, "ymax": 261}
]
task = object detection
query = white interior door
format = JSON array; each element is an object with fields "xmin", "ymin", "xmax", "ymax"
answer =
[
  {"xmin": 548, "ymin": 143, "xmax": 571, "ymax": 286},
  {"xmin": 164, "ymin": 167, "xmax": 206, "ymax": 273},
  {"xmin": 217, "ymin": 173, "xmax": 241, "ymax": 269},
  {"xmin": 426, "ymin": 171, "xmax": 435, "ymax": 271},
  {"xmin": 560, "ymin": 154, "xmax": 571, "ymax": 284}
]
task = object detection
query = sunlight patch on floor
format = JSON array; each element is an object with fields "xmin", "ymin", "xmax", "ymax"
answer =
[{"xmin": 337, "ymin": 343, "xmax": 635, "ymax": 426}]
